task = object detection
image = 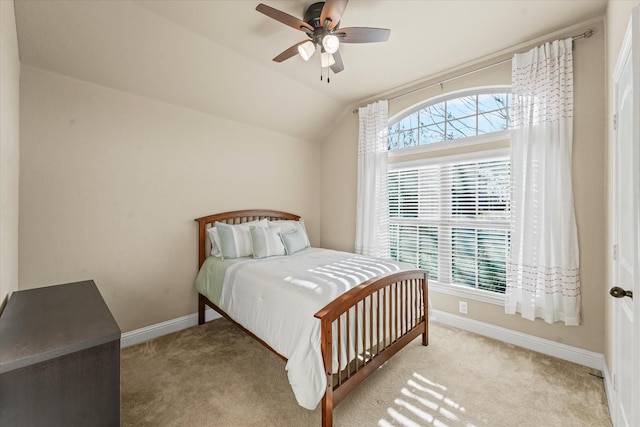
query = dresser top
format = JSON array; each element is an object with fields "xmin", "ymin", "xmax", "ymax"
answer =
[{"xmin": 0, "ymin": 280, "xmax": 121, "ymax": 374}]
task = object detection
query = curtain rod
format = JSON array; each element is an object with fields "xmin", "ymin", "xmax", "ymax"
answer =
[{"xmin": 352, "ymin": 29, "xmax": 594, "ymax": 114}]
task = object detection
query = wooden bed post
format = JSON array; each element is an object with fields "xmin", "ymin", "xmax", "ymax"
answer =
[
  {"xmin": 320, "ymin": 317, "xmax": 333, "ymax": 427},
  {"xmin": 422, "ymin": 271, "xmax": 429, "ymax": 346},
  {"xmin": 198, "ymin": 294, "xmax": 205, "ymax": 325}
]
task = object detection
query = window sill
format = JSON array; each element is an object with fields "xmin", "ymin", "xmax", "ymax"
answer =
[{"xmin": 429, "ymin": 282, "xmax": 505, "ymax": 306}]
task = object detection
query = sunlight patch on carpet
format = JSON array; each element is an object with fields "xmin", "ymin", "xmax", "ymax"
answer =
[{"xmin": 378, "ymin": 372, "xmax": 476, "ymax": 427}]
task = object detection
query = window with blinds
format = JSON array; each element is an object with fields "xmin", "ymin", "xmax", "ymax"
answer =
[{"xmin": 389, "ymin": 155, "xmax": 510, "ymax": 294}]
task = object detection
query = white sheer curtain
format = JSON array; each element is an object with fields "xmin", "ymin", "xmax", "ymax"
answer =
[
  {"xmin": 355, "ymin": 100, "xmax": 390, "ymax": 258},
  {"xmin": 506, "ymin": 38, "xmax": 581, "ymax": 325}
]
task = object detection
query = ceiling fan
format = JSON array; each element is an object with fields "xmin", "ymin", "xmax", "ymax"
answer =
[{"xmin": 256, "ymin": 0, "xmax": 391, "ymax": 77}]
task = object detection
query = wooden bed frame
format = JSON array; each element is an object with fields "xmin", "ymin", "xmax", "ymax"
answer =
[{"xmin": 195, "ymin": 209, "xmax": 428, "ymax": 427}]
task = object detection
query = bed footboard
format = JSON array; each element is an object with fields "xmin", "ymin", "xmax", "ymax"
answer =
[{"xmin": 314, "ymin": 269, "xmax": 428, "ymax": 427}]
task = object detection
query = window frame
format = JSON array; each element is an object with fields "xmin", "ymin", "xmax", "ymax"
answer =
[{"xmin": 388, "ymin": 86, "xmax": 512, "ymax": 306}]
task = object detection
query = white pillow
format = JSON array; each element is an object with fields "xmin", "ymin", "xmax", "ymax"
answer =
[
  {"xmin": 250, "ymin": 225, "xmax": 286, "ymax": 259},
  {"xmin": 206, "ymin": 227, "xmax": 222, "ymax": 257},
  {"xmin": 215, "ymin": 219, "xmax": 268, "ymax": 259},
  {"xmin": 269, "ymin": 219, "xmax": 310, "ymax": 247}
]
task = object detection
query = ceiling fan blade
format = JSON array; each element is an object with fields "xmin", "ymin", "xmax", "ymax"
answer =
[
  {"xmin": 330, "ymin": 50, "xmax": 345, "ymax": 74},
  {"xmin": 273, "ymin": 40, "xmax": 308, "ymax": 63},
  {"xmin": 256, "ymin": 3, "xmax": 314, "ymax": 33},
  {"xmin": 336, "ymin": 27, "xmax": 391, "ymax": 43},
  {"xmin": 320, "ymin": 0, "xmax": 349, "ymax": 30}
]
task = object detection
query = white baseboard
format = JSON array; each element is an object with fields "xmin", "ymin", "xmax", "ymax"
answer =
[
  {"xmin": 431, "ymin": 309, "xmax": 604, "ymax": 371},
  {"xmin": 121, "ymin": 308, "xmax": 220, "ymax": 348},
  {"xmin": 123, "ymin": 308, "xmax": 604, "ymax": 372}
]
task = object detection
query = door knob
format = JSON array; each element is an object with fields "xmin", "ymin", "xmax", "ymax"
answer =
[{"xmin": 609, "ymin": 286, "xmax": 633, "ymax": 299}]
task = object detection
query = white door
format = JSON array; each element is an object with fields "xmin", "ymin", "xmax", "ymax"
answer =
[{"xmin": 611, "ymin": 6, "xmax": 640, "ymax": 427}]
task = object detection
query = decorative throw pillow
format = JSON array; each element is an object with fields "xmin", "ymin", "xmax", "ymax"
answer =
[
  {"xmin": 206, "ymin": 227, "xmax": 222, "ymax": 257},
  {"xmin": 250, "ymin": 225, "xmax": 286, "ymax": 259},
  {"xmin": 279, "ymin": 228, "xmax": 309, "ymax": 255},
  {"xmin": 215, "ymin": 219, "xmax": 268, "ymax": 259},
  {"xmin": 269, "ymin": 219, "xmax": 310, "ymax": 247}
]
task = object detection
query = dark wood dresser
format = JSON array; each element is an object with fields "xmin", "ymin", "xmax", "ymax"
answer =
[{"xmin": 0, "ymin": 280, "xmax": 121, "ymax": 426}]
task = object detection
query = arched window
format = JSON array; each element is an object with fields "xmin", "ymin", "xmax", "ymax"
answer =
[
  {"xmin": 388, "ymin": 89, "xmax": 511, "ymax": 151},
  {"xmin": 387, "ymin": 88, "xmax": 511, "ymax": 303}
]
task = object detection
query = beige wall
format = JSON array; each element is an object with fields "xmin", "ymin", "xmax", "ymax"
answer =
[
  {"xmin": 19, "ymin": 66, "xmax": 321, "ymax": 332},
  {"xmin": 604, "ymin": 0, "xmax": 640, "ymax": 373},
  {"xmin": 320, "ymin": 110, "xmax": 359, "ymax": 252},
  {"xmin": 321, "ymin": 21, "xmax": 607, "ymax": 353},
  {"xmin": 0, "ymin": 0, "xmax": 20, "ymax": 310}
]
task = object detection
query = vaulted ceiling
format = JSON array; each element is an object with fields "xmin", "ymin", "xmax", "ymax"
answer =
[{"xmin": 13, "ymin": 0, "xmax": 607, "ymax": 142}]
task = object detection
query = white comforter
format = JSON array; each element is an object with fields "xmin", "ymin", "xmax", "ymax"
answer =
[{"xmin": 218, "ymin": 247, "xmax": 410, "ymax": 410}]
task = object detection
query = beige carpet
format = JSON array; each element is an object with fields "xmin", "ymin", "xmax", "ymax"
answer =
[{"xmin": 121, "ymin": 318, "xmax": 611, "ymax": 427}]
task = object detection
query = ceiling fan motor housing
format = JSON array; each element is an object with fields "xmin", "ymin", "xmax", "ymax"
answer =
[{"xmin": 304, "ymin": 2, "xmax": 340, "ymax": 30}]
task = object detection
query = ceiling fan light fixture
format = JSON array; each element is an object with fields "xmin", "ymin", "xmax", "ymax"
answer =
[
  {"xmin": 298, "ymin": 40, "xmax": 316, "ymax": 61},
  {"xmin": 322, "ymin": 34, "xmax": 340, "ymax": 54},
  {"xmin": 320, "ymin": 51, "xmax": 335, "ymax": 68}
]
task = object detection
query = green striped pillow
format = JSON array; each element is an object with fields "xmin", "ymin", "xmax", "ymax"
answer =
[
  {"xmin": 279, "ymin": 228, "xmax": 309, "ymax": 255},
  {"xmin": 215, "ymin": 219, "xmax": 268, "ymax": 259}
]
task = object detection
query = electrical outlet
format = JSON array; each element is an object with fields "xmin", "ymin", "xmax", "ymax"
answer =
[{"xmin": 459, "ymin": 301, "xmax": 468, "ymax": 314}]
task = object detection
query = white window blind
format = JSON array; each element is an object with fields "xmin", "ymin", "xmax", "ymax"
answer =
[{"xmin": 389, "ymin": 155, "xmax": 510, "ymax": 294}]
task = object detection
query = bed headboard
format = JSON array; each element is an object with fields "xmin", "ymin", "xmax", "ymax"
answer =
[{"xmin": 194, "ymin": 209, "xmax": 301, "ymax": 268}]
